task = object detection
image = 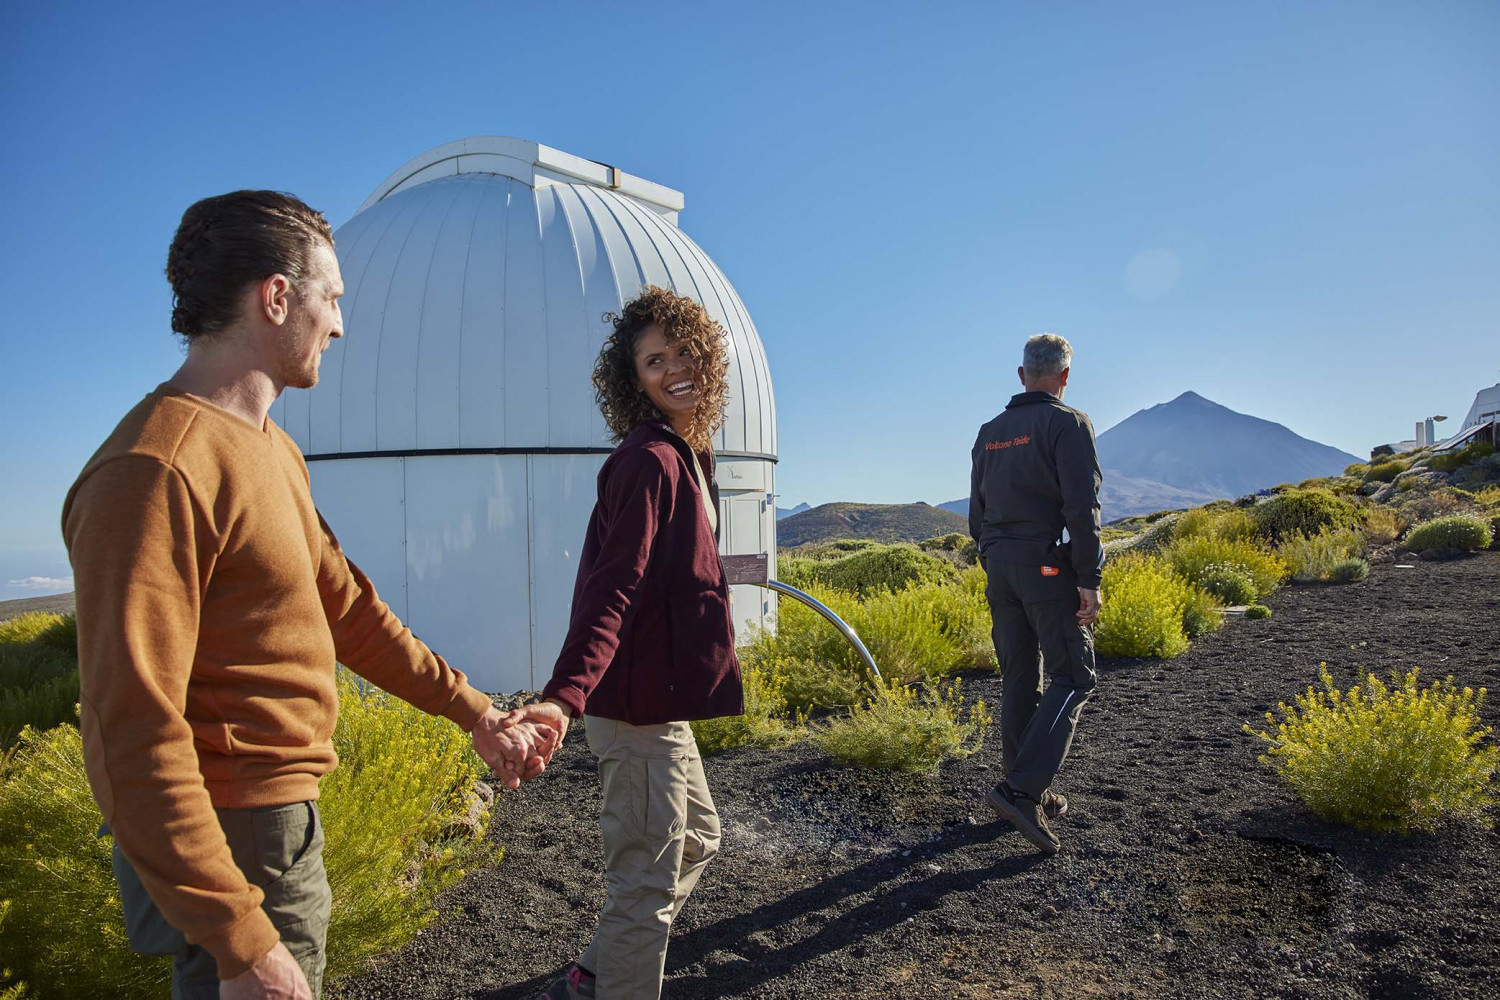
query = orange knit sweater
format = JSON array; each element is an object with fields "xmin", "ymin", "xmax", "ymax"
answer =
[{"xmin": 62, "ymin": 386, "xmax": 494, "ymax": 979}]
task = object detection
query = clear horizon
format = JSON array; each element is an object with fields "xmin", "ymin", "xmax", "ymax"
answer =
[{"xmin": 3, "ymin": 1, "xmax": 1497, "ymax": 600}]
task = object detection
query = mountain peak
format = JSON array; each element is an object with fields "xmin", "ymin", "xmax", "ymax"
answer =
[{"xmin": 1167, "ymin": 390, "xmax": 1215, "ymax": 406}]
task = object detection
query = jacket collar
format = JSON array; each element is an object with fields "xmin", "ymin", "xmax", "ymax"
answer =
[{"xmin": 1006, "ymin": 390, "xmax": 1061, "ymax": 409}]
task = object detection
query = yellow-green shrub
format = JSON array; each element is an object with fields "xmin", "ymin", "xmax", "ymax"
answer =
[
  {"xmin": 692, "ymin": 659, "xmax": 803, "ymax": 754},
  {"xmin": 1094, "ymin": 555, "xmax": 1191, "ymax": 658},
  {"xmin": 1280, "ymin": 526, "xmax": 1367, "ymax": 583},
  {"xmin": 0, "ymin": 670, "xmax": 500, "ymax": 996},
  {"xmin": 1162, "ymin": 534, "xmax": 1288, "ymax": 600},
  {"xmin": 779, "ymin": 544, "xmax": 957, "ymax": 597},
  {"xmin": 813, "ymin": 678, "xmax": 990, "ymax": 774},
  {"xmin": 1245, "ymin": 604, "xmax": 1272, "ymax": 620},
  {"xmin": 1181, "ymin": 585, "xmax": 1225, "ymax": 639},
  {"xmin": 1363, "ymin": 507, "xmax": 1402, "ymax": 544},
  {"xmin": 1195, "ymin": 563, "xmax": 1258, "ymax": 605},
  {"xmin": 1365, "ymin": 459, "xmax": 1411, "ymax": 483},
  {"xmin": 1247, "ymin": 666, "xmax": 1497, "ymax": 833},
  {"xmin": 1252, "ymin": 489, "xmax": 1360, "ymax": 542},
  {"xmin": 0, "ymin": 725, "xmax": 167, "ymax": 999},
  {"xmin": 0, "ymin": 614, "xmax": 79, "ymax": 748},
  {"xmin": 1404, "ymin": 515, "xmax": 1493, "ymax": 552}
]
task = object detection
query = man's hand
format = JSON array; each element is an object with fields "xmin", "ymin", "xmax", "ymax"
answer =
[
  {"xmin": 1076, "ymin": 587, "xmax": 1101, "ymax": 628},
  {"xmin": 501, "ymin": 699, "xmax": 572, "ymax": 763},
  {"xmin": 471, "ymin": 707, "xmax": 551, "ymax": 790},
  {"xmin": 220, "ymin": 942, "xmax": 310, "ymax": 1000}
]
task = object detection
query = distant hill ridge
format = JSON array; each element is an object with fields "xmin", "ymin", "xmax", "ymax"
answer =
[{"xmin": 777, "ymin": 502, "xmax": 968, "ymax": 548}]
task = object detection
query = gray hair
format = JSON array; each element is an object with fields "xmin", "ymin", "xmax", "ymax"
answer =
[{"xmin": 1023, "ymin": 333, "xmax": 1073, "ymax": 378}]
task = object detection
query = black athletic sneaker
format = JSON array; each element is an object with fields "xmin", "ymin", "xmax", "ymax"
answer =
[
  {"xmin": 538, "ymin": 964, "xmax": 596, "ymax": 999},
  {"xmin": 1042, "ymin": 789, "xmax": 1068, "ymax": 820},
  {"xmin": 985, "ymin": 781, "xmax": 1061, "ymax": 855}
]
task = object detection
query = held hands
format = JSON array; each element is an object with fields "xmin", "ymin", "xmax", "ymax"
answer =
[
  {"xmin": 219, "ymin": 941, "xmax": 311, "ymax": 999},
  {"xmin": 471, "ymin": 707, "xmax": 559, "ymax": 790},
  {"xmin": 1076, "ymin": 587, "xmax": 1102, "ymax": 628}
]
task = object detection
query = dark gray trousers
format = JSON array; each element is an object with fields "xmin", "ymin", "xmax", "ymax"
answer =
[
  {"xmin": 985, "ymin": 561, "xmax": 1098, "ymax": 798},
  {"xmin": 110, "ymin": 801, "xmax": 331, "ymax": 999}
]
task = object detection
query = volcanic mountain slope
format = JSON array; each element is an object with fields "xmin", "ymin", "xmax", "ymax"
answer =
[
  {"xmin": 948, "ymin": 392, "xmax": 1363, "ymax": 522},
  {"xmin": 1096, "ymin": 391, "xmax": 1361, "ymax": 505},
  {"xmin": 777, "ymin": 502, "xmax": 968, "ymax": 547}
]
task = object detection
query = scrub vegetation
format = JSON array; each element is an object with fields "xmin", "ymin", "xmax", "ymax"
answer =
[
  {"xmin": 0, "ymin": 618, "xmax": 498, "ymax": 999},
  {"xmin": 1247, "ymin": 666, "xmax": 1497, "ymax": 833},
  {"xmin": 1403, "ymin": 514, "xmax": 1493, "ymax": 553},
  {"xmin": 813, "ymin": 677, "xmax": 990, "ymax": 774}
]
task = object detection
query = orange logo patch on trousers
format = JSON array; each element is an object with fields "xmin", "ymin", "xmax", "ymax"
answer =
[{"xmin": 1040, "ymin": 566, "xmax": 1060, "ymax": 577}]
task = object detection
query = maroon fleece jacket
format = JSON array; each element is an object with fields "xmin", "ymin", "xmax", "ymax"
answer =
[{"xmin": 543, "ymin": 421, "xmax": 744, "ymax": 724}]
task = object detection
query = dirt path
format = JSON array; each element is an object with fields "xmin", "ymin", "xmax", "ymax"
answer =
[{"xmin": 334, "ymin": 553, "xmax": 1500, "ymax": 1000}]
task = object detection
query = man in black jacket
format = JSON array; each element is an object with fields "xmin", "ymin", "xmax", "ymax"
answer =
[{"xmin": 969, "ymin": 333, "xmax": 1103, "ymax": 855}]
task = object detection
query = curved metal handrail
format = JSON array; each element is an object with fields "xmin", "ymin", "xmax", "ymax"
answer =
[{"xmin": 764, "ymin": 580, "xmax": 882, "ymax": 681}]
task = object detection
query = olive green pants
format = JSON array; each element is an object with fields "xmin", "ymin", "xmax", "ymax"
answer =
[
  {"xmin": 579, "ymin": 715, "xmax": 721, "ymax": 1000},
  {"xmin": 985, "ymin": 561, "xmax": 1098, "ymax": 799},
  {"xmin": 111, "ymin": 801, "xmax": 332, "ymax": 999}
]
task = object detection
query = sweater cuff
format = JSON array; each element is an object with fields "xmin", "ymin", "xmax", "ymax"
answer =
[
  {"xmin": 441, "ymin": 684, "xmax": 495, "ymax": 732},
  {"xmin": 198, "ymin": 903, "xmax": 280, "ymax": 980}
]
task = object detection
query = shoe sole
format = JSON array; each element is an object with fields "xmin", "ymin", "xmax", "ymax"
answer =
[{"xmin": 985, "ymin": 789, "xmax": 1061, "ymax": 855}]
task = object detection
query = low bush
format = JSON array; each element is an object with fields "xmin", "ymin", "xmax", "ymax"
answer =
[
  {"xmin": 1181, "ymin": 586, "xmax": 1225, "ymax": 639},
  {"xmin": 779, "ymin": 544, "xmax": 957, "ymax": 597},
  {"xmin": 1162, "ymin": 534, "xmax": 1288, "ymax": 600},
  {"xmin": 1094, "ymin": 555, "xmax": 1191, "ymax": 659},
  {"xmin": 1247, "ymin": 666, "xmax": 1497, "ymax": 833},
  {"xmin": 319, "ymin": 672, "xmax": 500, "ymax": 979},
  {"xmin": 1404, "ymin": 515, "xmax": 1493, "ymax": 552},
  {"xmin": 1252, "ymin": 489, "xmax": 1360, "ymax": 542},
  {"xmin": 1173, "ymin": 506, "xmax": 1259, "ymax": 544},
  {"xmin": 0, "ymin": 725, "xmax": 167, "ymax": 998},
  {"xmin": 1427, "ymin": 441, "xmax": 1494, "ymax": 473},
  {"xmin": 1280, "ymin": 527, "xmax": 1367, "ymax": 584},
  {"xmin": 1196, "ymin": 563, "xmax": 1258, "ymax": 605},
  {"xmin": 1329, "ymin": 558, "xmax": 1369, "ymax": 583},
  {"xmin": 1245, "ymin": 604, "xmax": 1272, "ymax": 620},
  {"xmin": 693, "ymin": 660, "xmax": 803, "ymax": 754},
  {"xmin": 777, "ymin": 656, "xmax": 869, "ymax": 714},
  {"xmin": 813, "ymin": 678, "xmax": 990, "ymax": 774},
  {"xmin": 0, "ymin": 614, "xmax": 80, "ymax": 748},
  {"xmin": 1363, "ymin": 507, "xmax": 1402, "ymax": 544},
  {"xmin": 0, "ymin": 668, "xmax": 500, "ymax": 996},
  {"xmin": 1365, "ymin": 459, "xmax": 1411, "ymax": 483},
  {"xmin": 747, "ymin": 575, "xmax": 992, "ymax": 693},
  {"xmin": 1344, "ymin": 463, "xmax": 1370, "ymax": 478}
]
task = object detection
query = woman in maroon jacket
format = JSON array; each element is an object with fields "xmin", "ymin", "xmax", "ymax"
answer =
[{"xmin": 518, "ymin": 286, "xmax": 744, "ymax": 1000}]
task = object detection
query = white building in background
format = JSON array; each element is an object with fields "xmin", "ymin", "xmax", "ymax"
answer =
[
  {"xmin": 1435, "ymin": 383, "xmax": 1500, "ymax": 453},
  {"xmin": 270, "ymin": 137, "xmax": 779, "ymax": 693}
]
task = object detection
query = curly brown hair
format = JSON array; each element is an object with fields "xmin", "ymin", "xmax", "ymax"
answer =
[{"xmin": 593, "ymin": 286, "xmax": 731, "ymax": 452}]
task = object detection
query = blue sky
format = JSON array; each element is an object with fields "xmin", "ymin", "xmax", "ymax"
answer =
[{"xmin": 2, "ymin": 1, "xmax": 1497, "ymax": 600}]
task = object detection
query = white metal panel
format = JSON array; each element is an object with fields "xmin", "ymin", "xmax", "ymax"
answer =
[
  {"xmin": 310, "ymin": 205, "xmax": 394, "ymax": 454},
  {"xmin": 376, "ymin": 179, "xmax": 466, "ymax": 451},
  {"xmin": 503, "ymin": 184, "xmax": 549, "ymax": 445},
  {"xmin": 723, "ymin": 491, "xmax": 773, "ymax": 637},
  {"xmin": 414, "ymin": 179, "xmax": 487, "ymax": 448},
  {"xmin": 527, "ymin": 454, "xmax": 609, "ymax": 681},
  {"xmin": 339, "ymin": 184, "xmax": 443, "ymax": 452},
  {"xmin": 307, "ymin": 458, "xmax": 408, "ymax": 622},
  {"xmin": 402, "ymin": 455, "xmax": 532, "ymax": 693},
  {"xmin": 386, "ymin": 159, "xmax": 459, "ymax": 200},
  {"xmin": 554, "ymin": 184, "xmax": 627, "ymax": 447},
  {"xmin": 457, "ymin": 176, "xmax": 510, "ymax": 446},
  {"xmin": 537, "ymin": 187, "xmax": 592, "ymax": 448}
]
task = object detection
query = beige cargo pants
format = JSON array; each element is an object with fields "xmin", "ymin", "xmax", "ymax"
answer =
[{"xmin": 579, "ymin": 715, "xmax": 721, "ymax": 999}]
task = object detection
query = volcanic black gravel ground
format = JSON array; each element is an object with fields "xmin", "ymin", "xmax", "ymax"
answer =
[{"xmin": 334, "ymin": 553, "xmax": 1500, "ymax": 1000}]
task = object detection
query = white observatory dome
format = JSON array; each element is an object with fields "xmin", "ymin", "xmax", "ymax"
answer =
[{"xmin": 271, "ymin": 137, "xmax": 778, "ymax": 692}]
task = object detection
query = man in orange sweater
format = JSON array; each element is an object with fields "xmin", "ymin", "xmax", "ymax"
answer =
[{"xmin": 63, "ymin": 191, "xmax": 555, "ymax": 1000}]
